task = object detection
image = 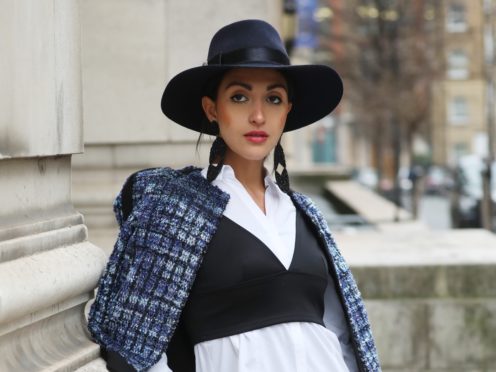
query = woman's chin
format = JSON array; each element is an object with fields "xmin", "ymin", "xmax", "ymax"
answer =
[{"xmin": 230, "ymin": 152, "xmax": 271, "ymax": 163}]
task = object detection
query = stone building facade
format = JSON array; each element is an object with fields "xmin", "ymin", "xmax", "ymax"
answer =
[
  {"xmin": 431, "ymin": 0, "xmax": 491, "ymax": 166},
  {"xmin": 0, "ymin": 1, "xmax": 107, "ymax": 370}
]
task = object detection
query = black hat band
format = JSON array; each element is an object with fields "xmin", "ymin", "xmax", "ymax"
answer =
[{"xmin": 208, "ymin": 47, "xmax": 290, "ymax": 66}]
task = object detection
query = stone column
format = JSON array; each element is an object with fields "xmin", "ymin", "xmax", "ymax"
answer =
[{"xmin": 0, "ymin": 1, "xmax": 107, "ymax": 370}]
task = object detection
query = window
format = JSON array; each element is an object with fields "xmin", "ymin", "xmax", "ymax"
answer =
[
  {"xmin": 449, "ymin": 96, "xmax": 469, "ymax": 125},
  {"xmin": 473, "ymin": 132, "xmax": 488, "ymax": 158},
  {"xmin": 446, "ymin": 3, "xmax": 467, "ymax": 32},
  {"xmin": 447, "ymin": 49, "xmax": 469, "ymax": 79},
  {"xmin": 312, "ymin": 117, "xmax": 336, "ymax": 163},
  {"xmin": 452, "ymin": 142, "xmax": 469, "ymax": 162}
]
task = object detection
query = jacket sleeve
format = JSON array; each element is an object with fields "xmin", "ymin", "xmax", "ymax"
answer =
[
  {"xmin": 86, "ymin": 169, "xmax": 159, "ymax": 369},
  {"xmin": 86, "ymin": 171, "xmax": 145, "ymax": 354},
  {"xmin": 87, "ymin": 166, "xmax": 227, "ymax": 371},
  {"xmin": 103, "ymin": 315, "xmax": 194, "ymax": 372}
]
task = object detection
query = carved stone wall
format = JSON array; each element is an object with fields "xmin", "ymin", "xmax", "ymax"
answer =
[{"xmin": 0, "ymin": 1, "xmax": 107, "ymax": 370}]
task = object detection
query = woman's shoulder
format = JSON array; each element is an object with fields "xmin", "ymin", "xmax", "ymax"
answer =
[
  {"xmin": 289, "ymin": 189, "xmax": 317, "ymax": 211},
  {"xmin": 113, "ymin": 166, "xmax": 209, "ymax": 225},
  {"xmin": 132, "ymin": 165, "xmax": 202, "ymax": 184},
  {"xmin": 120, "ymin": 165, "xmax": 228, "ymax": 209},
  {"xmin": 125, "ymin": 165, "xmax": 209, "ymax": 195}
]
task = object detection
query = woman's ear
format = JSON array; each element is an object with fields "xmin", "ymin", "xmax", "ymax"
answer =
[{"xmin": 201, "ymin": 96, "xmax": 217, "ymax": 122}]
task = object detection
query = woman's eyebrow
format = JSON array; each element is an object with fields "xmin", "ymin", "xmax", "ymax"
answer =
[
  {"xmin": 267, "ymin": 83, "xmax": 288, "ymax": 92},
  {"xmin": 225, "ymin": 81, "xmax": 251, "ymax": 90}
]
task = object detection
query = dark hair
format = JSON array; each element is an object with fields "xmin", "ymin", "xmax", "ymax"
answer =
[
  {"xmin": 195, "ymin": 71, "xmax": 226, "ymax": 153},
  {"xmin": 203, "ymin": 71, "xmax": 228, "ymax": 101},
  {"xmin": 281, "ymin": 71, "xmax": 294, "ymax": 103}
]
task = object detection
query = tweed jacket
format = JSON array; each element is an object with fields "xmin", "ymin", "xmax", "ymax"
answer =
[{"xmin": 87, "ymin": 166, "xmax": 381, "ymax": 372}]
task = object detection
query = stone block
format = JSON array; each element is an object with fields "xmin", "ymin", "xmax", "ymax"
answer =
[
  {"xmin": 353, "ymin": 265, "xmax": 496, "ymax": 299},
  {"xmin": 0, "ymin": 221, "xmax": 87, "ymax": 262},
  {"xmin": 365, "ymin": 300, "xmax": 429, "ymax": 370},
  {"xmin": 0, "ymin": 157, "xmax": 72, "ymax": 223},
  {"xmin": 362, "ymin": 297, "xmax": 496, "ymax": 371},
  {"xmin": 0, "ymin": 241, "xmax": 107, "ymax": 324},
  {"xmin": 72, "ymin": 142, "xmax": 211, "ymax": 169},
  {"xmin": 0, "ymin": 0, "xmax": 82, "ymax": 158},
  {"xmin": 428, "ymin": 300, "xmax": 496, "ymax": 370},
  {"xmin": 0, "ymin": 303, "xmax": 99, "ymax": 371},
  {"xmin": 80, "ymin": 0, "xmax": 169, "ymax": 144}
]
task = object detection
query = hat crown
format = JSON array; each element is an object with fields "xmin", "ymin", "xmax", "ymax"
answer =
[{"xmin": 207, "ymin": 20, "xmax": 289, "ymax": 65}]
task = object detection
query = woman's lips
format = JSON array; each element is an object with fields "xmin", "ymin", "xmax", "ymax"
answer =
[{"xmin": 244, "ymin": 131, "xmax": 268, "ymax": 143}]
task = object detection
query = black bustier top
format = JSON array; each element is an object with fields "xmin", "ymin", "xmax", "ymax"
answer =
[{"xmin": 181, "ymin": 208, "xmax": 329, "ymax": 345}]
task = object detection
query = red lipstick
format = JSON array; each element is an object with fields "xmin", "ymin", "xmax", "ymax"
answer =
[{"xmin": 244, "ymin": 131, "xmax": 268, "ymax": 143}]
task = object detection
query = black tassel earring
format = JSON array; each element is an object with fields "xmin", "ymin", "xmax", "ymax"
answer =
[
  {"xmin": 274, "ymin": 139, "xmax": 291, "ymax": 194},
  {"xmin": 207, "ymin": 121, "xmax": 227, "ymax": 182}
]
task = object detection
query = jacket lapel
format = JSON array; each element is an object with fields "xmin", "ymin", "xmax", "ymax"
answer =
[{"xmin": 290, "ymin": 190, "xmax": 380, "ymax": 372}]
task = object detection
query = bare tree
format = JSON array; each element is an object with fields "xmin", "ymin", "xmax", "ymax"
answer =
[{"xmin": 322, "ymin": 0, "xmax": 442, "ymax": 195}]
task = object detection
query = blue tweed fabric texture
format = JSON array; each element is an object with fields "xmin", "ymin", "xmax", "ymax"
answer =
[{"xmin": 87, "ymin": 166, "xmax": 381, "ymax": 372}]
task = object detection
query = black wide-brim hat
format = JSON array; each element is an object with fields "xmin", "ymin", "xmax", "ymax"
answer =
[{"xmin": 161, "ymin": 19, "xmax": 343, "ymax": 135}]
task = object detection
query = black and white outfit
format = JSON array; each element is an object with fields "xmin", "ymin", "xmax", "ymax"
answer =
[
  {"xmin": 149, "ymin": 164, "xmax": 358, "ymax": 372},
  {"xmin": 89, "ymin": 19, "xmax": 381, "ymax": 372}
]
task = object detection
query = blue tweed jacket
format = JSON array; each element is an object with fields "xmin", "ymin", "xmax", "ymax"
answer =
[{"xmin": 87, "ymin": 166, "xmax": 381, "ymax": 372}]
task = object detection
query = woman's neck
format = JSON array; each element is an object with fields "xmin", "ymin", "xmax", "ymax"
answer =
[{"xmin": 223, "ymin": 155, "xmax": 266, "ymax": 193}]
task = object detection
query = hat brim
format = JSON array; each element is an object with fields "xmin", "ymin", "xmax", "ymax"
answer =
[{"xmin": 161, "ymin": 63, "xmax": 343, "ymax": 135}]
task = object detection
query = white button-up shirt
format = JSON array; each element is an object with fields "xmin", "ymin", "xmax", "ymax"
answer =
[{"xmin": 150, "ymin": 164, "xmax": 356, "ymax": 372}]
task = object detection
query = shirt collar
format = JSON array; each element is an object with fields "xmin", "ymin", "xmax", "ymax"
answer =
[{"xmin": 200, "ymin": 164, "xmax": 279, "ymax": 192}]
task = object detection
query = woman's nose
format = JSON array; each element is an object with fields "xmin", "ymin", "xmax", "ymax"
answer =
[{"xmin": 249, "ymin": 100, "xmax": 265, "ymax": 125}]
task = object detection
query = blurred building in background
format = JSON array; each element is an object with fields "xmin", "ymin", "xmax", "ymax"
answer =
[
  {"xmin": 309, "ymin": 0, "xmax": 495, "ymax": 189},
  {"xmin": 312, "ymin": 0, "xmax": 441, "ymax": 189},
  {"xmin": 431, "ymin": 0, "xmax": 489, "ymax": 166},
  {"xmin": 289, "ymin": 0, "xmax": 352, "ymax": 169}
]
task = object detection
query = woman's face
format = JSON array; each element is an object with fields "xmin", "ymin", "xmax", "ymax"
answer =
[{"xmin": 202, "ymin": 68, "xmax": 292, "ymax": 165}]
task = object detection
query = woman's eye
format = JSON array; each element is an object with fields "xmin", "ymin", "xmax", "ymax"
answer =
[
  {"xmin": 267, "ymin": 95, "xmax": 282, "ymax": 104},
  {"xmin": 231, "ymin": 94, "xmax": 247, "ymax": 103}
]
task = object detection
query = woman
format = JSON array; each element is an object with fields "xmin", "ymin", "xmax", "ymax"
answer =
[{"xmin": 87, "ymin": 19, "xmax": 381, "ymax": 372}]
